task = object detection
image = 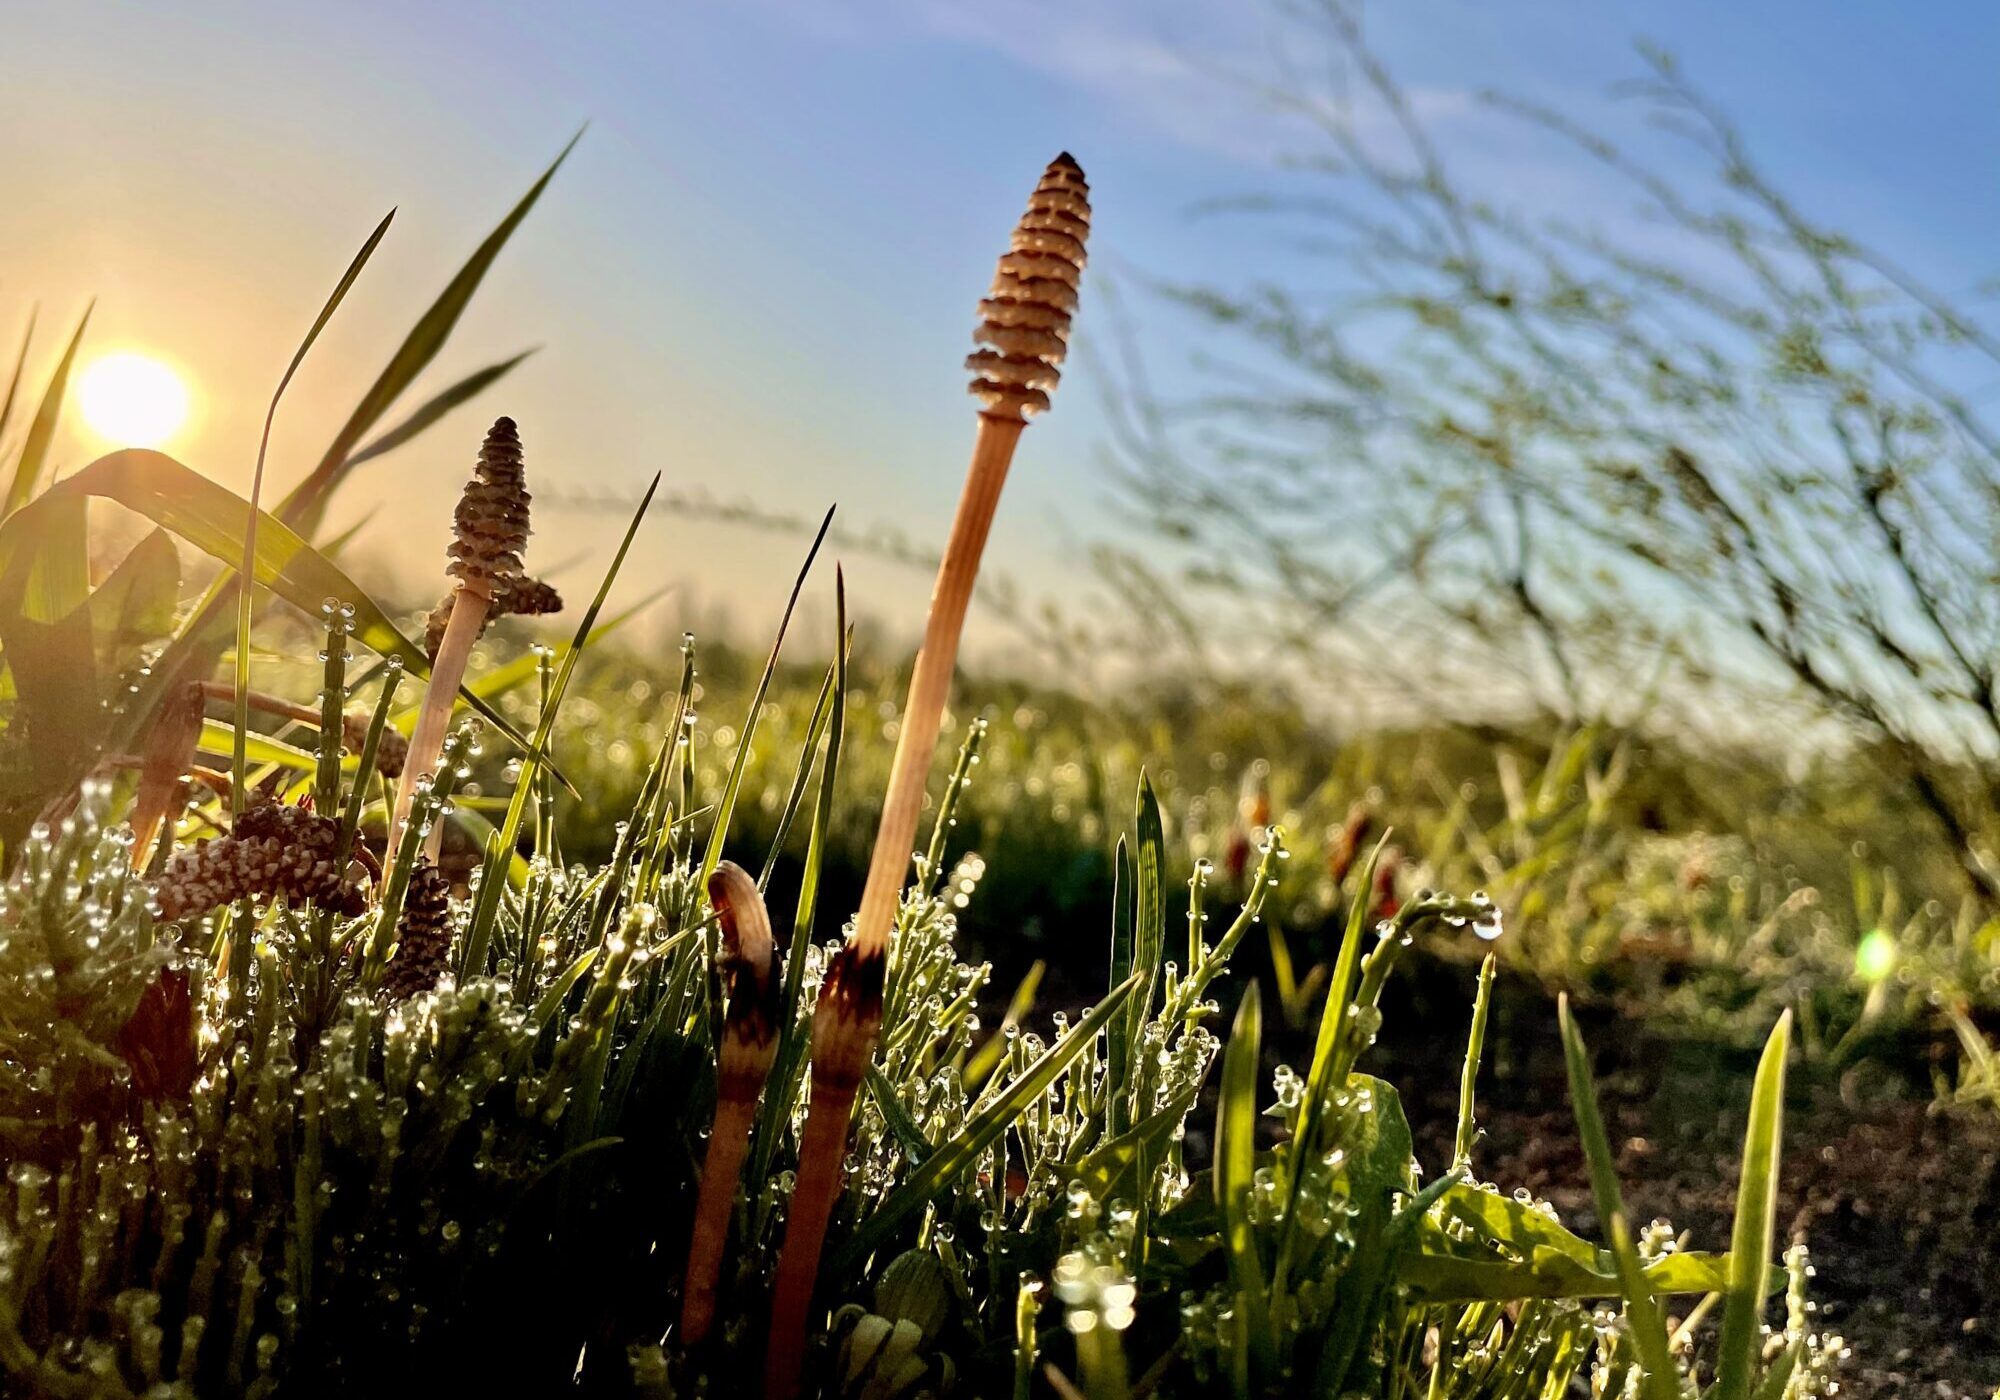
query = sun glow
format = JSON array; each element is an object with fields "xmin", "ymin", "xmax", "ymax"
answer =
[{"xmin": 76, "ymin": 352, "xmax": 190, "ymax": 448}]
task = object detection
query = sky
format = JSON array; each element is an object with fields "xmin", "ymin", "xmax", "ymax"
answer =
[{"xmin": 5, "ymin": 0, "xmax": 1999, "ymax": 668}]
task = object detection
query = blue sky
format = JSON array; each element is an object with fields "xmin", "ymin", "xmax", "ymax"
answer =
[{"xmin": 5, "ymin": 0, "xmax": 1997, "ymax": 660}]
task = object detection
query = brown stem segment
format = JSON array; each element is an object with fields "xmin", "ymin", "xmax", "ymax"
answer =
[{"xmin": 679, "ymin": 1095, "xmax": 757, "ymax": 1349}]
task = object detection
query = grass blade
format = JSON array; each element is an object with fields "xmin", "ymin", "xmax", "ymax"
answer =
[
  {"xmin": 234, "ymin": 209, "xmax": 395, "ymax": 814},
  {"xmin": 342, "ymin": 348, "xmax": 536, "ymax": 469},
  {"xmin": 698, "ymin": 504, "xmax": 833, "ymax": 884},
  {"xmin": 1454, "ymin": 953, "xmax": 1498, "ymax": 1168},
  {"xmin": 3, "ymin": 302, "xmax": 90, "ymax": 516},
  {"xmin": 0, "ymin": 305, "xmax": 36, "ymax": 449},
  {"xmin": 1558, "ymin": 995, "xmax": 1678, "ymax": 1400},
  {"xmin": 490, "ymin": 474, "xmax": 660, "ymax": 862},
  {"xmin": 1215, "ymin": 984, "xmax": 1272, "ymax": 1395},
  {"xmin": 1715, "ymin": 1010, "xmax": 1791, "ymax": 1400},
  {"xmin": 276, "ymin": 132, "xmax": 581, "ymax": 532}
]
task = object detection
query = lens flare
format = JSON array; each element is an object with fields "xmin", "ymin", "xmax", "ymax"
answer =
[{"xmin": 76, "ymin": 352, "xmax": 190, "ymax": 448}]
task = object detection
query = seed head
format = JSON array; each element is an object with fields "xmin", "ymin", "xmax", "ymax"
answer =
[
  {"xmin": 151, "ymin": 800, "xmax": 369, "ymax": 922},
  {"xmin": 342, "ymin": 711, "xmax": 409, "ymax": 781},
  {"xmin": 446, "ymin": 416, "xmax": 533, "ymax": 598},
  {"xmin": 968, "ymin": 153, "xmax": 1090, "ymax": 421},
  {"xmin": 381, "ymin": 859, "xmax": 455, "ymax": 1001}
]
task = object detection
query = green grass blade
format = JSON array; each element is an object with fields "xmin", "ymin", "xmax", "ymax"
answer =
[
  {"xmin": 1126, "ymin": 773, "xmax": 1165, "ymax": 1102},
  {"xmin": 276, "ymin": 132, "xmax": 581, "ymax": 532},
  {"xmin": 0, "ymin": 305, "xmax": 36, "ymax": 449},
  {"xmin": 1454, "ymin": 953, "xmax": 1498, "ymax": 1167},
  {"xmin": 3, "ymin": 302, "xmax": 90, "ymax": 516},
  {"xmin": 1558, "ymin": 995, "xmax": 1678, "ymax": 1400},
  {"xmin": 832, "ymin": 971, "xmax": 1143, "ymax": 1271},
  {"xmin": 1105, "ymin": 835, "xmax": 1135, "ymax": 1136},
  {"xmin": 1715, "ymin": 1010, "xmax": 1791, "ymax": 1400},
  {"xmin": 1216, "ymin": 984, "xmax": 1272, "ymax": 1395},
  {"xmin": 342, "ymin": 348, "xmax": 536, "ymax": 469},
  {"xmin": 490, "ymin": 473, "xmax": 660, "ymax": 858},
  {"xmin": 748, "ymin": 570, "xmax": 849, "ymax": 1194},
  {"xmin": 698, "ymin": 503, "xmax": 833, "ymax": 884},
  {"xmin": 235, "ymin": 209, "xmax": 395, "ymax": 814}
]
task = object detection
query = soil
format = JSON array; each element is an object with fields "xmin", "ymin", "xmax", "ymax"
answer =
[{"xmin": 1369, "ymin": 961, "xmax": 2000, "ymax": 1400}]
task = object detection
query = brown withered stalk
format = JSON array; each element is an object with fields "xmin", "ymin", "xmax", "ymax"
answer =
[
  {"xmin": 391, "ymin": 416, "xmax": 537, "ymax": 860},
  {"xmin": 679, "ymin": 861, "xmax": 781, "ymax": 1349},
  {"xmin": 764, "ymin": 152, "xmax": 1089, "ymax": 1398}
]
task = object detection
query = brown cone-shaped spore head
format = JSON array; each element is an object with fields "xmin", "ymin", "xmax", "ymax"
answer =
[
  {"xmin": 968, "ymin": 154, "xmax": 1090, "ymax": 421},
  {"xmin": 808, "ymin": 940, "xmax": 886, "ymax": 1095},
  {"xmin": 447, "ymin": 416, "xmax": 532, "ymax": 598}
]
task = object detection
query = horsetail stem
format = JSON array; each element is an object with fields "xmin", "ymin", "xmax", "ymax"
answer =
[{"xmin": 765, "ymin": 152, "xmax": 1089, "ymax": 1399}]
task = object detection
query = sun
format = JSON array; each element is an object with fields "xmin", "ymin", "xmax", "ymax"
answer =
[{"xmin": 76, "ymin": 351, "xmax": 190, "ymax": 448}]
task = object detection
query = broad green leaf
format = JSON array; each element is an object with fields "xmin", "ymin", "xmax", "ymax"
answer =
[
  {"xmin": 86, "ymin": 528, "xmax": 179, "ymax": 672},
  {"xmin": 1716, "ymin": 1011, "xmax": 1791, "ymax": 1400},
  {"xmin": 197, "ymin": 719, "xmax": 319, "ymax": 773},
  {"xmin": 1559, "ymin": 996, "xmax": 1678, "ymax": 1400},
  {"xmin": 0, "ymin": 449, "xmax": 539, "ymax": 758},
  {"xmin": 3, "ymin": 303, "xmax": 89, "ymax": 516},
  {"xmin": 832, "ymin": 972, "xmax": 1143, "ymax": 1271},
  {"xmin": 1401, "ymin": 1239, "xmax": 1733, "ymax": 1303},
  {"xmin": 1069, "ymin": 1084, "xmax": 1199, "ymax": 1202}
]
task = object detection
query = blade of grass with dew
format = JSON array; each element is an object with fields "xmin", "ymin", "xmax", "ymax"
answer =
[
  {"xmin": 234, "ymin": 210, "xmax": 395, "ymax": 816},
  {"xmin": 756, "ymin": 643, "xmax": 842, "ymax": 888},
  {"xmin": 748, "ymin": 573, "xmax": 849, "ymax": 1192},
  {"xmin": 1454, "ymin": 953, "xmax": 1497, "ymax": 1168},
  {"xmin": 1714, "ymin": 1010, "xmax": 1791, "ymax": 1400},
  {"xmin": 2, "ymin": 302, "xmax": 89, "ymax": 517},
  {"xmin": 1125, "ymin": 773, "xmax": 1165, "ymax": 1110},
  {"xmin": 965, "ymin": 959, "xmax": 1043, "ymax": 1089},
  {"xmin": 1558, "ymin": 995, "xmax": 1678, "ymax": 1400},
  {"xmin": 864, "ymin": 1065, "xmax": 936, "ymax": 1168},
  {"xmin": 1273, "ymin": 833, "xmax": 1390, "ymax": 1299},
  {"xmin": 341, "ymin": 348, "xmax": 537, "ymax": 470},
  {"xmin": 697, "ymin": 504, "xmax": 833, "ymax": 885},
  {"xmin": 832, "ymin": 971, "xmax": 1143, "ymax": 1271},
  {"xmin": 1216, "ymin": 984, "xmax": 1273, "ymax": 1395}
]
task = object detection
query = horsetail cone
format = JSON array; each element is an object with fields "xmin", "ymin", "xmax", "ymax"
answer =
[
  {"xmin": 680, "ymin": 862, "xmax": 783, "ymax": 1349},
  {"xmin": 448, "ymin": 416, "xmax": 531, "ymax": 599},
  {"xmin": 766, "ymin": 152, "xmax": 1087, "ymax": 1400},
  {"xmin": 393, "ymin": 416, "xmax": 539, "ymax": 856},
  {"xmin": 966, "ymin": 152, "xmax": 1090, "ymax": 421},
  {"xmin": 380, "ymin": 859, "xmax": 454, "ymax": 1002}
]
